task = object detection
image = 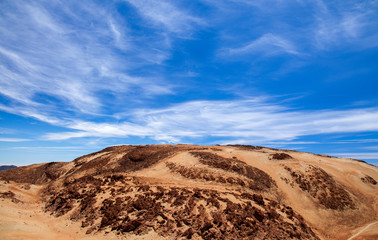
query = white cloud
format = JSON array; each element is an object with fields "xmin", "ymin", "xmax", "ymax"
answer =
[
  {"xmin": 0, "ymin": 128, "xmax": 14, "ymax": 134},
  {"xmin": 329, "ymin": 153, "xmax": 378, "ymax": 160},
  {"xmin": 332, "ymin": 139, "xmax": 378, "ymax": 144},
  {"xmin": 25, "ymin": 3, "xmax": 65, "ymax": 34},
  {"xmin": 202, "ymin": 0, "xmax": 287, "ymax": 10},
  {"xmin": 0, "ymin": 138, "xmax": 30, "ymax": 142},
  {"xmin": 30, "ymin": 99, "xmax": 378, "ymax": 143},
  {"xmin": 312, "ymin": 0, "xmax": 378, "ymax": 50},
  {"xmin": 225, "ymin": 33, "xmax": 300, "ymax": 56},
  {"xmin": 12, "ymin": 146, "xmax": 82, "ymax": 151},
  {"xmin": 0, "ymin": 104, "xmax": 67, "ymax": 126},
  {"xmin": 43, "ymin": 132, "xmax": 91, "ymax": 141},
  {"xmin": 1, "ymin": 0, "xmax": 377, "ymax": 147},
  {"xmin": 215, "ymin": 139, "xmax": 318, "ymax": 146},
  {"xmin": 109, "ymin": 20, "xmax": 121, "ymax": 43},
  {"xmin": 0, "ymin": 1, "xmax": 175, "ymax": 117},
  {"xmin": 214, "ymin": 0, "xmax": 378, "ymax": 56},
  {"xmin": 363, "ymin": 146, "xmax": 378, "ymax": 151},
  {"xmin": 125, "ymin": 0, "xmax": 203, "ymax": 35}
]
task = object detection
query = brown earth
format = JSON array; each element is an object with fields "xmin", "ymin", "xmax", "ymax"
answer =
[{"xmin": 0, "ymin": 144, "xmax": 377, "ymax": 239}]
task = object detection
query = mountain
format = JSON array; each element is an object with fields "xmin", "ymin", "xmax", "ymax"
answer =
[
  {"xmin": 0, "ymin": 165, "xmax": 17, "ymax": 171},
  {"xmin": 0, "ymin": 145, "xmax": 377, "ymax": 240}
]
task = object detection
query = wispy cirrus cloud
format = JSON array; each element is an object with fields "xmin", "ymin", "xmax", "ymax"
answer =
[
  {"xmin": 312, "ymin": 0, "xmax": 378, "ymax": 50},
  {"xmin": 0, "ymin": 127, "xmax": 15, "ymax": 135},
  {"xmin": 362, "ymin": 146, "xmax": 378, "ymax": 151},
  {"xmin": 332, "ymin": 139, "xmax": 378, "ymax": 144},
  {"xmin": 0, "ymin": 138, "xmax": 30, "ymax": 142},
  {"xmin": 12, "ymin": 146, "xmax": 83, "ymax": 151},
  {"xmin": 125, "ymin": 0, "xmax": 203, "ymax": 36},
  {"xmin": 0, "ymin": 104, "xmax": 67, "ymax": 126},
  {"xmin": 1, "ymin": 0, "xmax": 377, "ymax": 167},
  {"xmin": 0, "ymin": 1, "xmax": 177, "ymax": 117},
  {"xmin": 34, "ymin": 99, "xmax": 378, "ymax": 144},
  {"xmin": 213, "ymin": 0, "xmax": 378, "ymax": 60},
  {"xmin": 224, "ymin": 33, "xmax": 300, "ymax": 57},
  {"xmin": 329, "ymin": 152, "xmax": 378, "ymax": 160}
]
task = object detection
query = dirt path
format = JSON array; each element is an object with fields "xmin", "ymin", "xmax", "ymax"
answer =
[{"xmin": 347, "ymin": 221, "xmax": 378, "ymax": 240}]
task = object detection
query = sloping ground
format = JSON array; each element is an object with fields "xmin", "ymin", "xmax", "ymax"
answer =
[
  {"xmin": 43, "ymin": 175, "xmax": 317, "ymax": 239},
  {"xmin": 0, "ymin": 181, "xmax": 128, "ymax": 240},
  {"xmin": 346, "ymin": 221, "xmax": 378, "ymax": 240},
  {"xmin": 0, "ymin": 144, "xmax": 377, "ymax": 240}
]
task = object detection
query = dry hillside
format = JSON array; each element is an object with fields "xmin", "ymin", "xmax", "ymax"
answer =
[{"xmin": 0, "ymin": 144, "xmax": 377, "ymax": 240}]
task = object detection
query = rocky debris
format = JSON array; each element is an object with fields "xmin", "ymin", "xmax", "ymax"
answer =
[
  {"xmin": 284, "ymin": 165, "xmax": 355, "ymax": 210},
  {"xmin": 72, "ymin": 148, "xmax": 114, "ymax": 166},
  {"xmin": 43, "ymin": 175, "xmax": 319, "ymax": 240},
  {"xmin": 44, "ymin": 175, "xmax": 105, "ymax": 218},
  {"xmin": 166, "ymin": 162, "xmax": 268, "ymax": 191},
  {"xmin": 0, "ymin": 190, "xmax": 22, "ymax": 203},
  {"xmin": 190, "ymin": 151, "xmax": 276, "ymax": 190},
  {"xmin": 117, "ymin": 145, "xmax": 178, "ymax": 172},
  {"xmin": 361, "ymin": 175, "xmax": 377, "ymax": 185},
  {"xmin": 270, "ymin": 153, "xmax": 293, "ymax": 160},
  {"xmin": 68, "ymin": 145, "xmax": 180, "ymax": 177},
  {"xmin": 227, "ymin": 145, "xmax": 264, "ymax": 151}
]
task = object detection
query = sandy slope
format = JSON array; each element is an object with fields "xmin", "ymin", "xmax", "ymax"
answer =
[
  {"xmin": 346, "ymin": 221, "xmax": 378, "ymax": 240},
  {"xmin": 0, "ymin": 145, "xmax": 377, "ymax": 239},
  {"xmin": 0, "ymin": 182, "xmax": 123, "ymax": 240},
  {"xmin": 221, "ymin": 148, "xmax": 378, "ymax": 239}
]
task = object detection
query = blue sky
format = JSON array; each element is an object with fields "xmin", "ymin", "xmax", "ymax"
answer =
[{"xmin": 1, "ymin": 0, "xmax": 378, "ymax": 166}]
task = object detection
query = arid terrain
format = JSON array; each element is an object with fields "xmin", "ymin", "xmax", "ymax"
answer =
[{"xmin": 0, "ymin": 144, "xmax": 377, "ymax": 239}]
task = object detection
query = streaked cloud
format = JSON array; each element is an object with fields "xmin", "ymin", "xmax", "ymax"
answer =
[
  {"xmin": 332, "ymin": 139, "xmax": 378, "ymax": 144},
  {"xmin": 329, "ymin": 152, "xmax": 378, "ymax": 160},
  {"xmin": 0, "ymin": 128, "xmax": 15, "ymax": 134},
  {"xmin": 0, "ymin": 0, "xmax": 176, "ymax": 117},
  {"xmin": 225, "ymin": 33, "xmax": 300, "ymax": 56},
  {"xmin": 312, "ymin": 0, "xmax": 378, "ymax": 50},
  {"xmin": 0, "ymin": 0, "xmax": 377, "ymax": 166},
  {"xmin": 362, "ymin": 146, "xmax": 378, "ymax": 151},
  {"xmin": 125, "ymin": 0, "xmax": 203, "ymax": 35},
  {"xmin": 215, "ymin": 0, "xmax": 378, "ymax": 59},
  {"xmin": 0, "ymin": 138, "xmax": 30, "ymax": 142},
  {"xmin": 33, "ymin": 99, "xmax": 378, "ymax": 144},
  {"xmin": 12, "ymin": 146, "xmax": 83, "ymax": 151}
]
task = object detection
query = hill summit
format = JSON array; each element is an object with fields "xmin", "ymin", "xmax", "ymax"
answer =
[{"xmin": 0, "ymin": 144, "xmax": 377, "ymax": 239}]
